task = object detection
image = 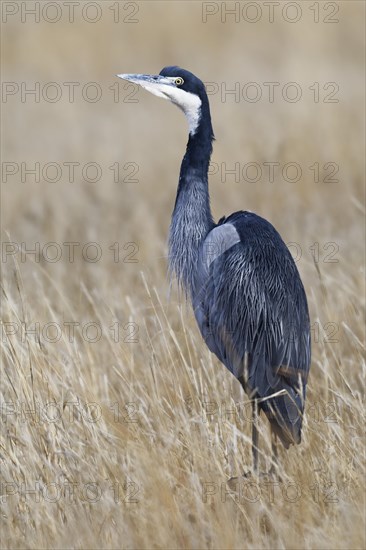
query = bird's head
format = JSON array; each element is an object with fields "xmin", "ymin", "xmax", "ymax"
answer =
[{"xmin": 117, "ymin": 66, "xmax": 209, "ymax": 136}]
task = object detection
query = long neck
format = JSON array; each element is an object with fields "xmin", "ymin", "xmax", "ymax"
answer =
[{"xmin": 168, "ymin": 98, "xmax": 215, "ymax": 296}]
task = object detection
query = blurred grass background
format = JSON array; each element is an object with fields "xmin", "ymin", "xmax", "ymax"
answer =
[{"xmin": 1, "ymin": 1, "xmax": 365, "ymax": 549}]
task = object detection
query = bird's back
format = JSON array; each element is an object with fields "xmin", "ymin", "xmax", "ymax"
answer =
[{"xmin": 193, "ymin": 210, "xmax": 311, "ymax": 448}]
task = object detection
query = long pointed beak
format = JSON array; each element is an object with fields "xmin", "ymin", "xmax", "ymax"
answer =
[
  {"xmin": 116, "ymin": 73, "xmax": 175, "ymax": 99},
  {"xmin": 117, "ymin": 73, "xmax": 162, "ymax": 85}
]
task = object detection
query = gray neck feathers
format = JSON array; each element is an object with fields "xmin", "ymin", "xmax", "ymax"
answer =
[
  {"xmin": 168, "ymin": 106, "xmax": 215, "ymax": 296},
  {"xmin": 169, "ymin": 171, "xmax": 214, "ymax": 296},
  {"xmin": 169, "ymin": 151, "xmax": 215, "ymax": 297}
]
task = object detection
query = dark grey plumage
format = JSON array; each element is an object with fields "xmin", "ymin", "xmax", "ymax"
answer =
[
  {"xmin": 118, "ymin": 66, "xmax": 311, "ymax": 471},
  {"xmin": 193, "ymin": 211, "xmax": 310, "ymax": 448}
]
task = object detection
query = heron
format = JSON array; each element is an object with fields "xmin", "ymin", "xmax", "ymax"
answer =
[{"xmin": 117, "ymin": 67, "xmax": 311, "ymax": 475}]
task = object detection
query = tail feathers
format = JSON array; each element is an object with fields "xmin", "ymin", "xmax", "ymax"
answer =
[{"xmin": 260, "ymin": 383, "xmax": 306, "ymax": 449}]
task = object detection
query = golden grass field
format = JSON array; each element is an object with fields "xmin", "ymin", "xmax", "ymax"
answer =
[{"xmin": 1, "ymin": 1, "xmax": 365, "ymax": 548}]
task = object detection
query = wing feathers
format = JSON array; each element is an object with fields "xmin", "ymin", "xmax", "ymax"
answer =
[{"xmin": 193, "ymin": 212, "xmax": 311, "ymax": 447}]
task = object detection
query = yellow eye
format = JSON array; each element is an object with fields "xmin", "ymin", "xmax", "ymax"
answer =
[{"xmin": 175, "ymin": 77, "xmax": 184, "ymax": 86}]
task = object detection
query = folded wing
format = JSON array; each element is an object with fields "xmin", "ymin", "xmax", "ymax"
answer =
[{"xmin": 193, "ymin": 211, "xmax": 311, "ymax": 447}]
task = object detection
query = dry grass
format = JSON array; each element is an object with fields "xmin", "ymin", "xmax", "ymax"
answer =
[{"xmin": 1, "ymin": 2, "xmax": 365, "ymax": 548}]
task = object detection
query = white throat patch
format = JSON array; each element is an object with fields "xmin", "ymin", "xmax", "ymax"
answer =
[
  {"xmin": 138, "ymin": 81, "xmax": 202, "ymax": 135},
  {"xmin": 167, "ymin": 88, "xmax": 202, "ymax": 136},
  {"xmin": 122, "ymin": 75, "xmax": 203, "ymax": 136}
]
